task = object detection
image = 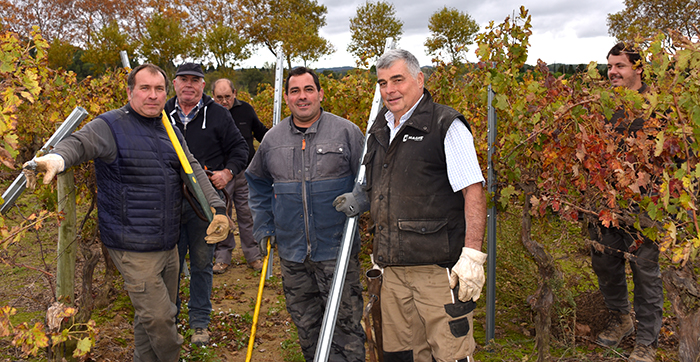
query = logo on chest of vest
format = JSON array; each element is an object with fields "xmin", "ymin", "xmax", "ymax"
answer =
[{"xmin": 403, "ymin": 134, "xmax": 424, "ymax": 143}]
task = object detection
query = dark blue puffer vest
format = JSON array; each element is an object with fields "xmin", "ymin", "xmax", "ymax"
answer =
[{"xmin": 94, "ymin": 107, "xmax": 183, "ymax": 252}]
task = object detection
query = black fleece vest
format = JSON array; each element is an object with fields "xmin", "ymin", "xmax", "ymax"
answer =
[
  {"xmin": 94, "ymin": 107, "xmax": 183, "ymax": 252},
  {"xmin": 365, "ymin": 90, "xmax": 469, "ymax": 267}
]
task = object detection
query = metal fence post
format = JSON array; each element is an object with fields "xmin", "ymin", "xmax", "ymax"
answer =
[{"xmin": 485, "ymin": 85, "xmax": 498, "ymax": 343}]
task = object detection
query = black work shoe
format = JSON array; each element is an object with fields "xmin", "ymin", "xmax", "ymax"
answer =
[
  {"xmin": 191, "ymin": 327, "xmax": 209, "ymax": 347},
  {"xmin": 629, "ymin": 343, "xmax": 656, "ymax": 362},
  {"xmin": 596, "ymin": 310, "xmax": 634, "ymax": 347}
]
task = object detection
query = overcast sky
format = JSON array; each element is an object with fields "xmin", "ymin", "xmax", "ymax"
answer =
[{"xmin": 238, "ymin": 0, "xmax": 626, "ymax": 69}]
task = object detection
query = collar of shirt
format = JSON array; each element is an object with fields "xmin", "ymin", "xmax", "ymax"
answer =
[
  {"xmin": 385, "ymin": 94, "xmax": 424, "ymax": 144},
  {"xmin": 175, "ymin": 98, "xmax": 203, "ymax": 126}
]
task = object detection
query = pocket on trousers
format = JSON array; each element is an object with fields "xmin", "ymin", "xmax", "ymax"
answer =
[
  {"xmin": 448, "ymin": 317, "xmax": 470, "ymax": 338},
  {"xmin": 124, "ymin": 281, "xmax": 145, "ymax": 293}
]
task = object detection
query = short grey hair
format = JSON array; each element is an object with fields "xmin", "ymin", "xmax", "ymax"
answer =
[{"xmin": 376, "ymin": 49, "xmax": 421, "ymax": 78}]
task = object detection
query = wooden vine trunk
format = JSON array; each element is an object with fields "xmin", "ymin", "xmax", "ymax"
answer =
[
  {"xmin": 521, "ymin": 183, "xmax": 561, "ymax": 362},
  {"xmin": 661, "ymin": 264, "xmax": 700, "ymax": 362}
]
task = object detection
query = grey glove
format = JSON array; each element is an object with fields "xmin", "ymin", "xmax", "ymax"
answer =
[
  {"xmin": 333, "ymin": 182, "xmax": 370, "ymax": 217},
  {"xmin": 258, "ymin": 235, "xmax": 276, "ymax": 257}
]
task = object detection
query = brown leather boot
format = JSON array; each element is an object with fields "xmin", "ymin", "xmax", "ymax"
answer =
[
  {"xmin": 248, "ymin": 259, "xmax": 263, "ymax": 272},
  {"xmin": 629, "ymin": 343, "xmax": 656, "ymax": 362},
  {"xmin": 596, "ymin": 310, "xmax": 634, "ymax": 347}
]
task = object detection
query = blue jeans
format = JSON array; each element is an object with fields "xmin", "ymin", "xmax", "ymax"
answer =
[{"xmin": 177, "ymin": 200, "xmax": 214, "ymax": 329}]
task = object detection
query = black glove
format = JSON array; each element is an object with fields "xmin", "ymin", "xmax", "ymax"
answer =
[
  {"xmin": 332, "ymin": 183, "xmax": 369, "ymax": 217},
  {"xmin": 258, "ymin": 235, "xmax": 276, "ymax": 257}
]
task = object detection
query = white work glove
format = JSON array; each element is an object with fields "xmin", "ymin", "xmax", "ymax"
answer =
[
  {"xmin": 205, "ymin": 214, "xmax": 230, "ymax": 244},
  {"xmin": 449, "ymin": 247, "xmax": 487, "ymax": 302},
  {"xmin": 23, "ymin": 154, "xmax": 65, "ymax": 190}
]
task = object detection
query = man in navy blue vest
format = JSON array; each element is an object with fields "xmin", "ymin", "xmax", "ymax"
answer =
[{"xmin": 25, "ymin": 64, "xmax": 229, "ymax": 362}]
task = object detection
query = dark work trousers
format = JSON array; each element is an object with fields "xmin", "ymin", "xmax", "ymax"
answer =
[
  {"xmin": 589, "ymin": 224, "xmax": 663, "ymax": 346},
  {"xmin": 280, "ymin": 255, "xmax": 365, "ymax": 362}
]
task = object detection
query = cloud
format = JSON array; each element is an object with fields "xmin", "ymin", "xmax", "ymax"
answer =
[{"xmin": 240, "ymin": 0, "xmax": 627, "ymax": 68}]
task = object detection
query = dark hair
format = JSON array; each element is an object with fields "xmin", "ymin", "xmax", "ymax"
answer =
[
  {"xmin": 212, "ymin": 78, "xmax": 236, "ymax": 94},
  {"xmin": 285, "ymin": 67, "xmax": 320, "ymax": 94},
  {"xmin": 127, "ymin": 64, "xmax": 169, "ymax": 92},
  {"xmin": 607, "ymin": 42, "xmax": 643, "ymax": 69}
]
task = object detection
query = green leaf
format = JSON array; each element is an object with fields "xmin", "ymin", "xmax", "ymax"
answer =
[{"xmin": 73, "ymin": 336, "xmax": 93, "ymax": 357}]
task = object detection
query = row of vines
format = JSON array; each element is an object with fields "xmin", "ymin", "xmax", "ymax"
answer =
[{"xmin": 2, "ymin": 8, "xmax": 700, "ymax": 361}]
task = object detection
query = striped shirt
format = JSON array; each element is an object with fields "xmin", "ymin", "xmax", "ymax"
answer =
[{"xmin": 385, "ymin": 95, "xmax": 485, "ymax": 192}]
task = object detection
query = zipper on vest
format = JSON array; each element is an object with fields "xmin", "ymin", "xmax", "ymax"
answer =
[{"xmin": 301, "ymin": 135, "xmax": 311, "ymax": 256}]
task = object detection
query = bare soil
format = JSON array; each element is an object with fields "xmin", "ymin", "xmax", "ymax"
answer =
[
  {"xmin": 0, "ymin": 211, "xmax": 680, "ymax": 362},
  {"xmin": 89, "ymin": 244, "xmax": 299, "ymax": 362}
]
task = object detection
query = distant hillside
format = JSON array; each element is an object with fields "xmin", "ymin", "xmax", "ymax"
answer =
[{"xmin": 316, "ymin": 66, "xmax": 355, "ymax": 73}]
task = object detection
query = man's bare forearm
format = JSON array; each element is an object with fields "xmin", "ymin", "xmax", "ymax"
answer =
[{"xmin": 462, "ymin": 183, "xmax": 487, "ymax": 250}]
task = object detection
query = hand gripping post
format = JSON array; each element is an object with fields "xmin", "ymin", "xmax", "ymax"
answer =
[{"xmin": 1, "ymin": 107, "xmax": 89, "ymax": 213}]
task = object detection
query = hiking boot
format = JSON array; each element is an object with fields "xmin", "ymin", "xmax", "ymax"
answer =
[
  {"xmin": 629, "ymin": 343, "xmax": 656, "ymax": 362},
  {"xmin": 248, "ymin": 259, "xmax": 263, "ymax": 272},
  {"xmin": 213, "ymin": 262, "xmax": 229, "ymax": 274},
  {"xmin": 596, "ymin": 310, "xmax": 634, "ymax": 347},
  {"xmin": 191, "ymin": 327, "xmax": 209, "ymax": 346}
]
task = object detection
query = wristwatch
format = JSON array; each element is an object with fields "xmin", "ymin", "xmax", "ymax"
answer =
[{"xmin": 228, "ymin": 169, "xmax": 234, "ymax": 177}]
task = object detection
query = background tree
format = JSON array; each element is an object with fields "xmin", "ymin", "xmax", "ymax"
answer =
[
  {"xmin": 347, "ymin": 0, "xmax": 403, "ymax": 67},
  {"xmin": 204, "ymin": 22, "xmax": 252, "ymax": 69},
  {"xmin": 237, "ymin": 0, "xmax": 333, "ymax": 68},
  {"xmin": 607, "ymin": 0, "xmax": 700, "ymax": 43},
  {"xmin": 73, "ymin": 0, "xmax": 142, "ymax": 44},
  {"xmin": 81, "ymin": 20, "xmax": 136, "ymax": 75},
  {"xmin": 424, "ymin": 6, "xmax": 479, "ymax": 64},
  {"xmin": 138, "ymin": 11, "xmax": 200, "ymax": 76},
  {"xmin": 280, "ymin": 16, "xmax": 335, "ymax": 67},
  {"xmin": 0, "ymin": 0, "xmax": 79, "ymax": 42}
]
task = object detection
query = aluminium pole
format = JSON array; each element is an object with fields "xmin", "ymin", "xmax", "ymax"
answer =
[
  {"xmin": 119, "ymin": 51, "xmax": 131, "ymax": 69},
  {"xmin": 314, "ymin": 38, "xmax": 395, "ymax": 362},
  {"xmin": 485, "ymin": 85, "xmax": 498, "ymax": 343},
  {"xmin": 265, "ymin": 45, "xmax": 285, "ymax": 280}
]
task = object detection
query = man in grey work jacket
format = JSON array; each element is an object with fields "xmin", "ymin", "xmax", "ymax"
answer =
[
  {"xmin": 246, "ymin": 66, "xmax": 365, "ymax": 362},
  {"xmin": 335, "ymin": 49, "xmax": 487, "ymax": 362},
  {"xmin": 24, "ymin": 63, "xmax": 229, "ymax": 362}
]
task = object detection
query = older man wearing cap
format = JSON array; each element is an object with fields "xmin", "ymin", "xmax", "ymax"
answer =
[{"xmin": 164, "ymin": 63, "xmax": 248, "ymax": 346}]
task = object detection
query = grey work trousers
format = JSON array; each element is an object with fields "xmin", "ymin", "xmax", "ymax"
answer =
[
  {"xmin": 280, "ymin": 255, "xmax": 366, "ymax": 362},
  {"xmin": 589, "ymin": 224, "xmax": 663, "ymax": 346},
  {"xmin": 107, "ymin": 247, "xmax": 183, "ymax": 362},
  {"xmin": 214, "ymin": 170, "xmax": 261, "ymax": 264}
]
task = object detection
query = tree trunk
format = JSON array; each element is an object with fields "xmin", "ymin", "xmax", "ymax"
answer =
[
  {"xmin": 521, "ymin": 183, "xmax": 561, "ymax": 362},
  {"xmin": 661, "ymin": 263, "xmax": 700, "ymax": 362}
]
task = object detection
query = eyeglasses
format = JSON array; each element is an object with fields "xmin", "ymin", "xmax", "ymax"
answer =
[{"xmin": 215, "ymin": 95, "xmax": 233, "ymax": 101}]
